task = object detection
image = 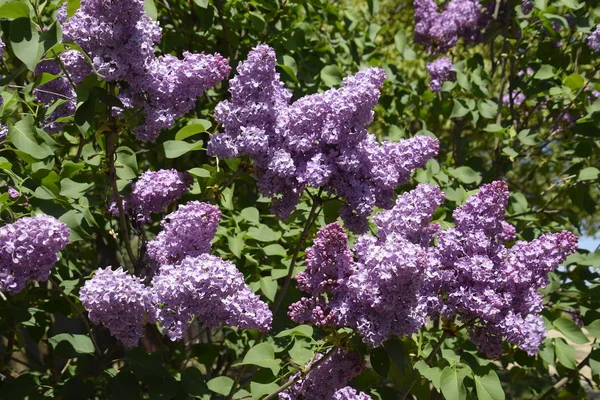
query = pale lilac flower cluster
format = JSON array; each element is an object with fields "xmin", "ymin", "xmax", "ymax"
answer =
[
  {"xmin": 427, "ymin": 57, "xmax": 456, "ymax": 92},
  {"xmin": 147, "ymin": 201, "xmax": 221, "ymax": 265},
  {"xmin": 8, "ymin": 187, "xmax": 19, "ymax": 199},
  {"xmin": 110, "ymin": 169, "xmax": 193, "ymax": 224},
  {"xmin": 502, "ymin": 90, "xmax": 527, "ymax": 106},
  {"xmin": 37, "ymin": 0, "xmax": 230, "ymax": 140},
  {"xmin": 289, "ymin": 185, "xmax": 444, "ymax": 346},
  {"xmin": 414, "ymin": 0, "xmax": 485, "ymax": 53},
  {"xmin": 151, "ymin": 254, "xmax": 272, "ymax": 340},
  {"xmin": 80, "ymin": 267, "xmax": 154, "ymax": 347},
  {"xmin": 291, "ymin": 182, "xmax": 577, "ymax": 355},
  {"xmin": 332, "ymin": 387, "xmax": 373, "ymax": 400},
  {"xmin": 208, "ymin": 45, "xmax": 438, "ymax": 232},
  {"xmin": 588, "ymin": 26, "xmax": 600, "ymax": 52},
  {"xmin": 83, "ymin": 201, "xmax": 272, "ymax": 344},
  {"xmin": 279, "ymin": 349, "xmax": 364, "ymax": 400},
  {"xmin": 0, "ymin": 215, "xmax": 70, "ymax": 293}
]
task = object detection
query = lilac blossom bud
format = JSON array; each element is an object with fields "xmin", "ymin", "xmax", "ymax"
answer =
[
  {"xmin": 279, "ymin": 349, "xmax": 364, "ymax": 400},
  {"xmin": 427, "ymin": 57, "xmax": 456, "ymax": 92},
  {"xmin": 147, "ymin": 201, "xmax": 221, "ymax": 265},
  {"xmin": 80, "ymin": 267, "xmax": 154, "ymax": 347},
  {"xmin": 151, "ymin": 254, "xmax": 272, "ymax": 340},
  {"xmin": 0, "ymin": 215, "xmax": 70, "ymax": 293}
]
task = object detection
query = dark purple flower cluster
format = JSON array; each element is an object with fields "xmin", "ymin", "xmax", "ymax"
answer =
[
  {"xmin": 279, "ymin": 349, "xmax": 364, "ymax": 400},
  {"xmin": 80, "ymin": 267, "xmax": 154, "ymax": 347},
  {"xmin": 427, "ymin": 57, "xmax": 456, "ymax": 92},
  {"xmin": 151, "ymin": 254, "xmax": 272, "ymax": 340},
  {"xmin": 208, "ymin": 45, "xmax": 438, "ymax": 232},
  {"xmin": 414, "ymin": 0, "xmax": 485, "ymax": 53},
  {"xmin": 290, "ymin": 182, "xmax": 577, "ymax": 355},
  {"xmin": 588, "ymin": 26, "xmax": 600, "ymax": 52},
  {"xmin": 522, "ymin": 0, "xmax": 533, "ymax": 14},
  {"xmin": 109, "ymin": 169, "xmax": 193, "ymax": 224},
  {"xmin": 0, "ymin": 215, "xmax": 70, "ymax": 293},
  {"xmin": 37, "ymin": 0, "xmax": 230, "ymax": 140},
  {"xmin": 147, "ymin": 201, "xmax": 221, "ymax": 265}
]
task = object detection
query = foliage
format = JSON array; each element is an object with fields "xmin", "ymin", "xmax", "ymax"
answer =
[{"xmin": 0, "ymin": 0, "xmax": 599, "ymax": 399}]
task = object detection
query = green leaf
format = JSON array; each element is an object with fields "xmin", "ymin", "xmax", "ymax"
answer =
[
  {"xmin": 578, "ymin": 167, "xmax": 599, "ymax": 181},
  {"xmin": 440, "ymin": 365, "xmax": 469, "ymax": 400},
  {"xmin": 175, "ymin": 123, "xmax": 208, "ymax": 141},
  {"xmin": 241, "ymin": 207, "xmax": 260, "ymax": 224},
  {"xmin": 10, "ymin": 18, "xmax": 43, "ymax": 71},
  {"xmin": 370, "ymin": 347, "xmax": 390, "ymax": 378},
  {"xmin": 320, "ymin": 65, "xmax": 342, "ymax": 88},
  {"xmin": 554, "ymin": 337, "xmax": 577, "ymax": 369},
  {"xmin": 143, "ymin": 0, "xmax": 157, "ymax": 20},
  {"xmin": 236, "ymin": 343, "xmax": 281, "ymax": 375},
  {"xmin": 207, "ymin": 377, "xmax": 233, "ymax": 396},
  {"xmin": 8, "ymin": 116, "xmax": 54, "ymax": 159},
  {"xmin": 228, "ymin": 234, "xmax": 244, "ymax": 259},
  {"xmin": 473, "ymin": 368, "xmax": 505, "ymax": 400},
  {"xmin": 534, "ymin": 65, "xmax": 555, "ymax": 80},
  {"xmin": 48, "ymin": 333, "xmax": 94, "ymax": 354},
  {"xmin": 263, "ymin": 244, "xmax": 286, "ymax": 257},
  {"xmin": 0, "ymin": 2, "xmax": 30, "ymax": 19},
  {"xmin": 585, "ymin": 320, "xmax": 600, "ymax": 339},
  {"xmin": 275, "ymin": 325, "xmax": 314, "ymax": 339},
  {"xmin": 163, "ymin": 140, "xmax": 204, "ymax": 158},
  {"xmin": 181, "ymin": 367, "xmax": 209, "ymax": 398},
  {"xmin": 248, "ymin": 11, "xmax": 266, "ymax": 32},
  {"xmin": 553, "ymin": 317, "xmax": 589, "ymax": 344},
  {"xmin": 450, "ymin": 100, "xmax": 470, "ymax": 118},
  {"xmin": 67, "ymin": 0, "xmax": 82, "ymax": 17},
  {"xmin": 563, "ymin": 73, "xmax": 585, "ymax": 90},
  {"xmin": 194, "ymin": 0, "xmax": 209, "ymax": 7},
  {"xmin": 247, "ymin": 225, "xmax": 281, "ymax": 242},
  {"xmin": 60, "ymin": 178, "xmax": 93, "ymax": 199},
  {"xmin": 414, "ymin": 361, "xmax": 442, "ymax": 389},
  {"xmin": 188, "ymin": 167, "xmax": 212, "ymax": 178},
  {"xmin": 289, "ymin": 341, "xmax": 313, "ymax": 366},
  {"xmin": 115, "ymin": 146, "xmax": 138, "ymax": 180},
  {"xmin": 448, "ymin": 166, "xmax": 482, "ymax": 184},
  {"xmin": 260, "ymin": 276, "xmax": 277, "ymax": 301}
]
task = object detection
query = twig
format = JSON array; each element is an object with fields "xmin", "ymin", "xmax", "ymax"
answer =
[
  {"xmin": 271, "ymin": 187, "xmax": 324, "ymax": 316},
  {"xmin": 48, "ymin": 277, "xmax": 101, "ymax": 357}
]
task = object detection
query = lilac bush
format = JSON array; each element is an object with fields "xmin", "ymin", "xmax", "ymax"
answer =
[{"xmin": 0, "ymin": 215, "xmax": 70, "ymax": 293}]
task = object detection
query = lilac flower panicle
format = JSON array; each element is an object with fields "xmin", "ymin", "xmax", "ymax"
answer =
[
  {"xmin": 209, "ymin": 45, "xmax": 439, "ymax": 232},
  {"xmin": 112, "ymin": 169, "xmax": 193, "ymax": 223},
  {"xmin": 414, "ymin": 0, "xmax": 485, "ymax": 52},
  {"xmin": 0, "ymin": 37, "xmax": 4, "ymax": 58},
  {"xmin": 54, "ymin": 0, "xmax": 230, "ymax": 141},
  {"xmin": 427, "ymin": 57, "xmax": 456, "ymax": 92},
  {"xmin": 7, "ymin": 187, "xmax": 19, "ymax": 199},
  {"xmin": 332, "ymin": 387, "xmax": 373, "ymax": 400},
  {"xmin": 80, "ymin": 267, "xmax": 154, "ymax": 347},
  {"xmin": 279, "ymin": 349, "xmax": 364, "ymax": 400},
  {"xmin": 147, "ymin": 201, "xmax": 221, "ymax": 265},
  {"xmin": 0, "ymin": 215, "xmax": 70, "ymax": 294},
  {"xmin": 151, "ymin": 254, "xmax": 272, "ymax": 340},
  {"xmin": 588, "ymin": 26, "xmax": 600, "ymax": 52},
  {"xmin": 522, "ymin": 0, "xmax": 533, "ymax": 14}
]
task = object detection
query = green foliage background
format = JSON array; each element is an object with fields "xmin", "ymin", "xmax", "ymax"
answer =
[{"xmin": 0, "ymin": 0, "xmax": 599, "ymax": 399}]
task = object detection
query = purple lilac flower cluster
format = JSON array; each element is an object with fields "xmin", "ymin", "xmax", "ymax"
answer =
[
  {"xmin": 502, "ymin": 90, "xmax": 527, "ymax": 107},
  {"xmin": 332, "ymin": 387, "xmax": 373, "ymax": 400},
  {"xmin": 0, "ymin": 37, "xmax": 4, "ymax": 58},
  {"xmin": 147, "ymin": 201, "xmax": 221, "ymax": 265},
  {"xmin": 414, "ymin": 0, "xmax": 485, "ymax": 53},
  {"xmin": 427, "ymin": 57, "xmax": 456, "ymax": 92},
  {"xmin": 279, "ymin": 349, "xmax": 364, "ymax": 400},
  {"xmin": 208, "ymin": 45, "xmax": 439, "ymax": 233},
  {"xmin": 109, "ymin": 169, "xmax": 193, "ymax": 224},
  {"xmin": 83, "ymin": 201, "xmax": 272, "ymax": 345},
  {"xmin": 36, "ymin": 0, "xmax": 230, "ymax": 140},
  {"xmin": 80, "ymin": 267, "xmax": 154, "ymax": 347},
  {"xmin": 0, "ymin": 215, "xmax": 70, "ymax": 293},
  {"xmin": 289, "ymin": 185, "xmax": 444, "ymax": 346},
  {"xmin": 290, "ymin": 182, "xmax": 577, "ymax": 355},
  {"xmin": 152, "ymin": 254, "xmax": 272, "ymax": 340},
  {"xmin": 588, "ymin": 26, "xmax": 600, "ymax": 52}
]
